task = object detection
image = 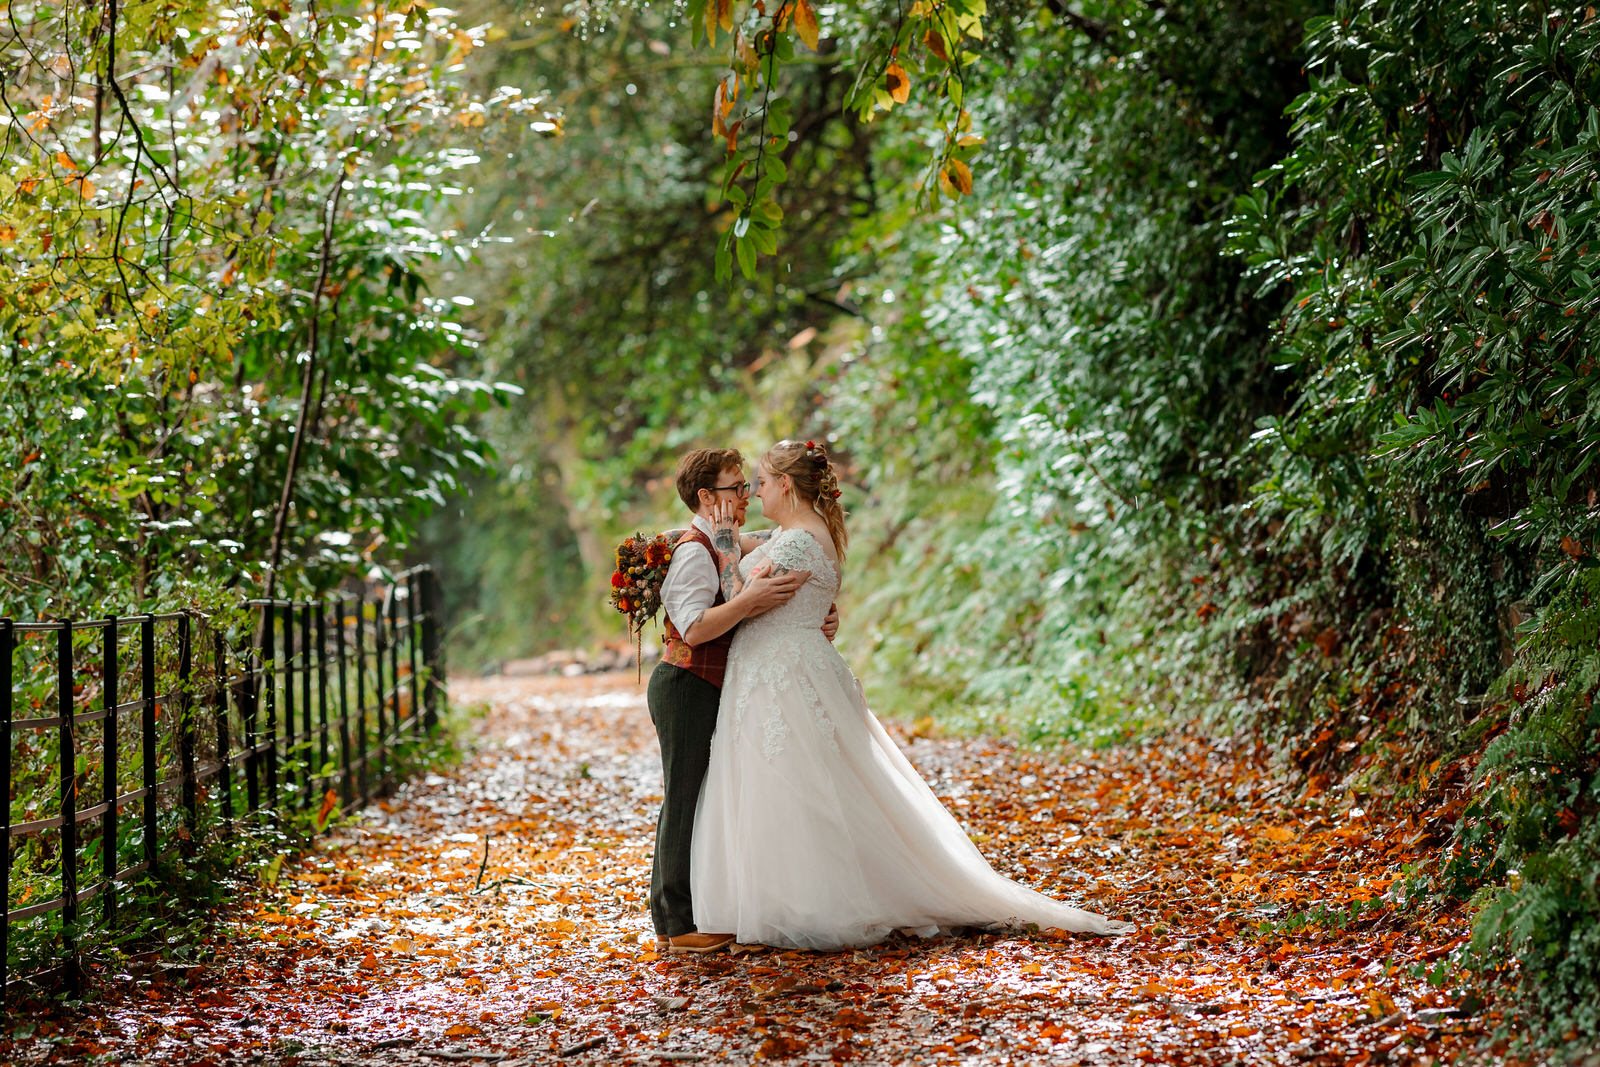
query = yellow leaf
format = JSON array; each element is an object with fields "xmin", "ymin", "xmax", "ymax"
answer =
[
  {"xmin": 885, "ymin": 62, "xmax": 911, "ymax": 104},
  {"xmin": 794, "ymin": 0, "xmax": 820, "ymax": 50},
  {"xmin": 712, "ymin": 80, "xmax": 731, "ymax": 137},
  {"xmin": 55, "ymin": 151, "xmax": 76, "ymax": 172},
  {"xmin": 444, "ymin": 1023, "xmax": 482, "ymax": 1038},
  {"xmin": 0, "ymin": 225, "xmax": 15, "ymax": 243},
  {"xmin": 945, "ymin": 158, "xmax": 973, "ymax": 196},
  {"xmin": 717, "ymin": 0, "xmax": 734, "ymax": 33},
  {"xmin": 1262, "ymin": 825, "xmax": 1295, "ymax": 843},
  {"xmin": 735, "ymin": 26, "xmax": 758, "ymax": 68}
]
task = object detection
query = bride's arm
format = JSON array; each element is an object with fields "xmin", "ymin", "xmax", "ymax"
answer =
[{"xmin": 738, "ymin": 528, "xmax": 775, "ymax": 554}]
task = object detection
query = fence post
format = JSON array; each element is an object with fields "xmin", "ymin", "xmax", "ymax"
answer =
[
  {"xmin": 335, "ymin": 599, "xmax": 352, "ymax": 808},
  {"xmin": 422, "ymin": 568, "xmax": 442, "ymax": 731},
  {"xmin": 102, "ymin": 617, "xmax": 118, "ymax": 928},
  {"xmin": 263, "ymin": 604, "xmax": 278, "ymax": 812},
  {"xmin": 315, "ymin": 607, "xmax": 329, "ymax": 792},
  {"xmin": 177, "ymin": 614, "xmax": 197, "ymax": 851},
  {"xmin": 300, "ymin": 604, "xmax": 313, "ymax": 793},
  {"xmin": 280, "ymin": 603, "xmax": 296, "ymax": 807},
  {"xmin": 214, "ymin": 631, "xmax": 233, "ymax": 832},
  {"xmin": 373, "ymin": 592, "xmax": 388, "ymax": 777},
  {"xmin": 387, "ymin": 591, "xmax": 402, "ymax": 740},
  {"xmin": 407, "ymin": 574, "xmax": 423, "ymax": 736},
  {"xmin": 140, "ymin": 615, "xmax": 157, "ymax": 871},
  {"xmin": 240, "ymin": 630, "xmax": 261, "ymax": 817},
  {"xmin": 354, "ymin": 592, "xmax": 368, "ymax": 803},
  {"xmin": 2, "ymin": 618, "xmax": 14, "ymax": 1003},
  {"xmin": 57, "ymin": 623, "xmax": 79, "ymax": 991}
]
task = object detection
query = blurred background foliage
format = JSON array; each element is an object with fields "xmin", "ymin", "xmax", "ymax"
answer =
[{"xmin": 7, "ymin": 0, "xmax": 1600, "ymax": 1044}]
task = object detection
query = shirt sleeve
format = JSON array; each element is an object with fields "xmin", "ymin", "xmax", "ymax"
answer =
[{"xmin": 661, "ymin": 540, "xmax": 720, "ymax": 637}]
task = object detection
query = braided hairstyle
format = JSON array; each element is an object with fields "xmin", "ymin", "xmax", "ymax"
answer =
[{"xmin": 763, "ymin": 438, "xmax": 848, "ymax": 566}]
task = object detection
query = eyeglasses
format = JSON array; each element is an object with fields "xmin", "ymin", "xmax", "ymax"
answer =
[{"xmin": 711, "ymin": 481, "xmax": 751, "ymax": 497}]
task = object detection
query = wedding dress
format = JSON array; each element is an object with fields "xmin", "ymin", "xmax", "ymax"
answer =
[{"xmin": 690, "ymin": 527, "xmax": 1133, "ymax": 950}]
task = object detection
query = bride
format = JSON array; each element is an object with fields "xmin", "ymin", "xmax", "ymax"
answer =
[{"xmin": 689, "ymin": 439, "xmax": 1134, "ymax": 950}]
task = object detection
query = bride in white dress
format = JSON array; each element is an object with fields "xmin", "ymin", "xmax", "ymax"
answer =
[{"xmin": 690, "ymin": 440, "xmax": 1134, "ymax": 950}]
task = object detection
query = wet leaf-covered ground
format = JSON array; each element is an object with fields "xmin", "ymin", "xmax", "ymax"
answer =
[{"xmin": 3, "ymin": 674, "xmax": 1519, "ymax": 1065}]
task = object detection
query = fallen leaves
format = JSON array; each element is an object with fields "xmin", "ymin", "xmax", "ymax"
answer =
[{"xmin": 0, "ymin": 673, "xmax": 1521, "ymax": 1067}]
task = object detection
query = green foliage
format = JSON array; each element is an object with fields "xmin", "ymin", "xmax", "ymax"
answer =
[
  {"xmin": 0, "ymin": 0, "xmax": 521, "ymax": 616},
  {"xmin": 1235, "ymin": 0, "xmax": 1600, "ymax": 1034},
  {"xmin": 422, "ymin": 0, "xmax": 896, "ymax": 665},
  {"xmin": 823, "ymin": 0, "xmax": 1324, "ymax": 738}
]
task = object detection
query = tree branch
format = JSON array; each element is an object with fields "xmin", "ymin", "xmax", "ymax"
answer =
[
  {"xmin": 262, "ymin": 169, "xmax": 345, "ymax": 604},
  {"xmin": 1040, "ymin": 0, "xmax": 1114, "ymax": 46}
]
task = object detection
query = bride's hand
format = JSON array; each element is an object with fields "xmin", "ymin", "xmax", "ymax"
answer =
[
  {"xmin": 821, "ymin": 603, "xmax": 840, "ymax": 642},
  {"xmin": 708, "ymin": 499, "xmax": 741, "ymax": 551}
]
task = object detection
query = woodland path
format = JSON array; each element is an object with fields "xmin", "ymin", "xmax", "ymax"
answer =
[{"xmin": 3, "ymin": 673, "xmax": 1506, "ymax": 1066}]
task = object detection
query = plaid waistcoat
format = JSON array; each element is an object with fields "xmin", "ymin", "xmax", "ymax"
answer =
[{"xmin": 660, "ymin": 525, "xmax": 734, "ymax": 689}]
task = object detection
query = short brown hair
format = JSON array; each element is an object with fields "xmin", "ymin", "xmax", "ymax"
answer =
[{"xmin": 675, "ymin": 448, "xmax": 745, "ymax": 510}]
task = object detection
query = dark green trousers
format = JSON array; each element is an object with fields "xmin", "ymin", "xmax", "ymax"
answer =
[{"xmin": 647, "ymin": 661, "xmax": 721, "ymax": 938}]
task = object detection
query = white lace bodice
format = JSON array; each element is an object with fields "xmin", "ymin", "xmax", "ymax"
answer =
[
  {"xmin": 728, "ymin": 528, "xmax": 844, "ymax": 761},
  {"xmin": 735, "ymin": 528, "xmax": 839, "ymax": 640}
]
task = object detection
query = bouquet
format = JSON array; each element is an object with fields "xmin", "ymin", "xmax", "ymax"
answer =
[{"xmin": 609, "ymin": 532, "xmax": 677, "ymax": 673}]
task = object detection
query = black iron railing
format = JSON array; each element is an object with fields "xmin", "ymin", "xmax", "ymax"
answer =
[{"xmin": 0, "ymin": 565, "xmax": 445, "ymax": 1004}]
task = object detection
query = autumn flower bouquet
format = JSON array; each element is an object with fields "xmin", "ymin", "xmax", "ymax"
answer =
[{"xmin": 609, "ymin": 532, "xmax": 677, "ymax": 672}]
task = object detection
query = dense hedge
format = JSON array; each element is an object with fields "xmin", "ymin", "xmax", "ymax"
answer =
[
  {"xmin": 841, "ymin": 0, "xmax": 1600, "ymax": 1041},
  {"xmin": 429, "ymin": 0, "xmax": 1600, "ymax": 1042}
]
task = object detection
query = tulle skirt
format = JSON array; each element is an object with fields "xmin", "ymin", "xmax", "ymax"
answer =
[{"xmin": 690, "ymin": 629, "xmax": 1131, "ymax": 950}]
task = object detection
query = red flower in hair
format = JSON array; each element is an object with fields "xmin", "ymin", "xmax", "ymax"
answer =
[
  {"xmin": 806, "ymin": 440, "xmax": 816, "ymax": 449},
  {"xmin": 611, "ymin": 571, "xmax": 626, "ymax": 588}
]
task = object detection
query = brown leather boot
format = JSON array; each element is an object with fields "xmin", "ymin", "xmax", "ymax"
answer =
[{"xmin": 666, "ymin": 931, "xmax": 734, "ymax": 954}]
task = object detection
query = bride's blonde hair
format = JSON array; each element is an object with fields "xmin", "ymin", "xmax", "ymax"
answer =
[{"xmin": 763, "ymin": 439, "xmax": 848, "ymax": 566}]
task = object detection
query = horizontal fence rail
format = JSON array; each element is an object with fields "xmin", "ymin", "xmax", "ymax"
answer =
[{"xmin": 0, "ymin": 566, "xmax": 446, "ymax": 1005}]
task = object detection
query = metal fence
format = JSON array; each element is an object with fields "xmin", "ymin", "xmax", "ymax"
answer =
[{"xmin": 0, "ymin": 566, "xmax": 445, "ymax": 1004}]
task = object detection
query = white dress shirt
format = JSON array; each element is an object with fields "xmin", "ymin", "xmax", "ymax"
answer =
[{"xmin": 661, "ymin": 515, "xmax": 739, "ymax": 638}]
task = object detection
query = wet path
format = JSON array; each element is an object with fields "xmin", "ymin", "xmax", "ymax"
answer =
[{"xmin": 1, "ymin": 673, "xmax": 1505, "ymax": 1065}]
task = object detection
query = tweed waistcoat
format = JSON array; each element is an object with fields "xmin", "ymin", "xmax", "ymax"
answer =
[{"xmin": 660, "ymin": 525, "xmax": 734, "ymax": 689}]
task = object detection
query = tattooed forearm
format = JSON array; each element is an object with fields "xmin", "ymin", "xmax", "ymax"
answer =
[
  {"xmin": 715, "ymin": 550, "xmax": 743, "ymax": 600},
  {"xmin": 711, "ymin": 528, "xmax": 743, "ymax": 600},
  {"xmin": 739, "ymin": 529, "xmax": 774, "ymax": 553}
]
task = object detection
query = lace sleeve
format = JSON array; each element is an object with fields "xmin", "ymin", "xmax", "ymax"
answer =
[{"xmin": 764, "ymin": 530, "xmax": 817, "ymax": 573}]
